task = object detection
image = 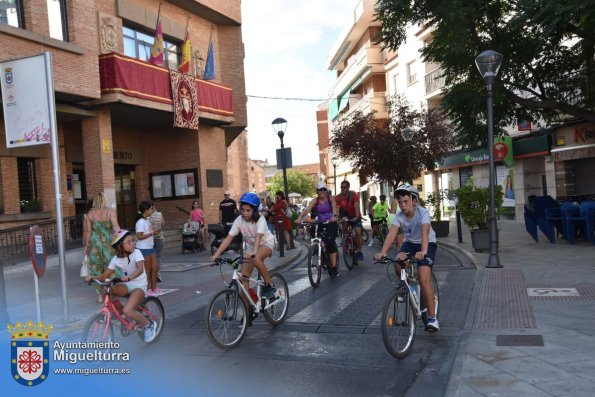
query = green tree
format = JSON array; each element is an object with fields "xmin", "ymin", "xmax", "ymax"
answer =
[
  {"xmin": 330, "ymin": 94, "xmax": 454, "ymax": 190},
  {"xmin": 267, "ymin": 169, "xmax": 317, "ymax": 198},
  {"xmin": 375, "ymin": 0, "xmax": 595, "ymax": 148}
]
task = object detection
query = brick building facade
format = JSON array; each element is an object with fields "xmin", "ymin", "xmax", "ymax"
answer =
[{"xmin": 0, "ymin": 0, "xmax": 248, "ymax": 230}]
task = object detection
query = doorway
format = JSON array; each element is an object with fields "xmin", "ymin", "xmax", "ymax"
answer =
[{"xmin": 115, "ymin": 165, "xmax": 137, "ymax": 229}]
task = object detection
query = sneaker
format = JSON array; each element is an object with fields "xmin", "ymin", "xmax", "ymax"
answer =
[
  {"xmin": 426, "ymin": 317, "xmax": 440, "ymax": 332},
  {"xmin": 368, "ymin": 240, "xmax": 375, "ymax": 247},
  {"xmin": 144, "ymin": 321, "xmax": 156, "ymax": 342},
  {"xmin": 146, "ymin": 289, "xmax": 156, "ymax": 297},
  {"xmin": 261, "ymin": 284, "xmax": 277, "ymax": 299},
  {"xmin": 153, "ymin": 288, "xmax": 163, "ymax": 295},
  {"xmin": 357, "ymin": 252, "xmax": 364, "ymax": 261},
  {"xmin": 329, "ymin": 266, "xmax": 339, "ymax": 278}
]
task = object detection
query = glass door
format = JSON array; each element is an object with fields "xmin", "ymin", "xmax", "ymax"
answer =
[{"xmin": 114, "ymin": 165, "xmax": 137, "ymax": 229}]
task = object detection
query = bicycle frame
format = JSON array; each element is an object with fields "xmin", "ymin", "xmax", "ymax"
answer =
[{"xmin": 228, "ymin": 265, "xmax": 286, "ymax": 313}]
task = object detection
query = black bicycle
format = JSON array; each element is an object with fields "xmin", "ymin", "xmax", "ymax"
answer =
[{"xmin": 302, "ymin": 221, "xmax": 337, "ymax": 287}]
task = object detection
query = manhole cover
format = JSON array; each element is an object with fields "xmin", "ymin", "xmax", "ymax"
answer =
[{"xmin": 496, "ymin": 335, "xmax": 544, "ymax": 346}]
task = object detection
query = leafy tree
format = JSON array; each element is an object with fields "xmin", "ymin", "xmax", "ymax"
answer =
[
  {"xmin": 330, "ymin": 94, "xmax": 454, "ymax": 189},
  {"xmin": 267, "ymin": 169, "xmax": 317, "ymax": 198},
  {"xmin": 375, "ymin": 0, "xmax": 595, "ymax": 148}
]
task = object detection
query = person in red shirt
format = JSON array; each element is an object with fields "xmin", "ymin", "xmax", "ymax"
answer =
[{"xmin": 335, "ymin": 180, "xmax": 364, "ymax": 260}]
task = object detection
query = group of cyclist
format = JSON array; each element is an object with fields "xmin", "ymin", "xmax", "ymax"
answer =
[
  {"xmin": 86, "ymin": 177, "xmax": 438, "ymax": 339},
  {"xmin": 295, "ymin": 180, "xmax": 439, "ymax": 332}
]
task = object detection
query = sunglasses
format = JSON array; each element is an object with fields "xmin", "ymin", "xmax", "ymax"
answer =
[{"xmin": 318, "ymin": 188, "xmax": 328, "ymax": 192}]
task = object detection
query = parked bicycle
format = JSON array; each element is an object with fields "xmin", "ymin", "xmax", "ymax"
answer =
[
  {"xmin": 206, "ymin": 256, "xmax": 289, "ymax": 349},
  {"xmin": 340, "ymin": 217, "xmax": 360, "ymax": 270},
  {"xmin": 82, "ymin": 278, "xmax": 164, "ymax": 346},
  {"xmin": 375, "ymin": 254, "xmax": 439, "ymax": 358},
  {"xmin": 301, "ymin": 220, "xmax": 337, "ymax": 287}
]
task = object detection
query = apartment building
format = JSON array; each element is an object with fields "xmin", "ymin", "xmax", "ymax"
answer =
[{"xmin": 0, "ymin": 0, "xmax": 248, "ymax": 230}]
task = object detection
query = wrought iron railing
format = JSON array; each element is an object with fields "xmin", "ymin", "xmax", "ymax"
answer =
[{"xmin": 0, "ymin": 215, "xmax": 84, "ymax": 267}]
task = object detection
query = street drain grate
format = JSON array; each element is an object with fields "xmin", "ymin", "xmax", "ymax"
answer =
[{"xmin": 496, "ymin": 335, "xmax": 544, "ymax": 346}]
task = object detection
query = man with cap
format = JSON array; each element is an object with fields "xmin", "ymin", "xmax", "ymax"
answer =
[{"xmin": 219, "ymin": 190, "xmax": 238, "ymax": 225}]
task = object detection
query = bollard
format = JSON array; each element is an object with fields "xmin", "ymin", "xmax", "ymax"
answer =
[
  {"xmin": 456, "ymin": 209, "xmax": 463, "ymax": 243},
  {"xmin": 278, "ymin": 216, "xmax": 284, "ymax": 258}
]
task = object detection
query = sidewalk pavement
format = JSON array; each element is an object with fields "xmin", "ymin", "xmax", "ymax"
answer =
[
  {"xmin": 440, "ymin": 219, "xmax": 595, "ymax": 397},
  {"xmin": 0, "ymin": 241, "xmax": 304, "ymax": 338}
]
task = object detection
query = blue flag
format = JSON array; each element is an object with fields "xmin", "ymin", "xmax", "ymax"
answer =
[{"xmin": 203, "ymin": 34, "xmax": 215, "ymax": 80}]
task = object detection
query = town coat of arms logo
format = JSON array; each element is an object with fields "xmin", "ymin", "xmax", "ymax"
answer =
[{"xmin": 9, "ymin": 321, "xmax": 53, "ymax": 387}]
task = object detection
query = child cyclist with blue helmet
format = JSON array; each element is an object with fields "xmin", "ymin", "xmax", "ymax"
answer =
[
  {"xmin": 374, "ymin": 184, "xmax": 439, "ymax": 332},
  {"xmin": 210, "ymin": 192, "xmax": 277, "ymax": 298}
]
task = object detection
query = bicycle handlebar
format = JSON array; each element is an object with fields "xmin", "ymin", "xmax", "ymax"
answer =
[
  {"xmin": 210, "ymin": 255, "xmax": 255, "ymax": 268},
  {"xmin": 87, "ymin": 278, "xmax": 122, "ymax": 286},
  {"xmin": 298, "ymin": 220, "xmax": 336, "ymax": 227},
  {"xmin": 374, "ymin": 253, "xmax": 422, "ymax": 266}
]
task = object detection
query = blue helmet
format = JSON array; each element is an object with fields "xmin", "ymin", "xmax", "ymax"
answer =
[{"xmin": 239, "ymin": 192, "xmax": 260, "ymax": 208}]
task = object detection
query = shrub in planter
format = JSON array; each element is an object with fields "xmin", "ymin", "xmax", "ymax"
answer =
[
  {"xmin": 455, "ymin": 185, "xmax": 503, "ymax": 230},
  {"xmin": 20, "ymin": 199, "xmax": 42, "ymax": 213},
  {"xmin": 426, "ymin": 189, "xmax": 452, "ymax": 237}
]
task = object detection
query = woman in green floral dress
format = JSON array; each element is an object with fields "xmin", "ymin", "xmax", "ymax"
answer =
[{"xmin": 83, "ymin": 192, "xmax": 121, "ymax": 302}]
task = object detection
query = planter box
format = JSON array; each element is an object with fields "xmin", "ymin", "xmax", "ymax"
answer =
[
  {"xmin": 470, "ymin": 229, "xmax": 490, "ymax": 252},
  {"xmin": 431, "ymin": 220, "xmax": 450, "ymax": 237}
]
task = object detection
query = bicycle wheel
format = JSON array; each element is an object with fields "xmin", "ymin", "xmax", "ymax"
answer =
[
  {"xmin": 264, "ymin": 273, "xmax": 289, "ymax": 325},
  {"xmin": 381, "ymin": 290, "xmax": 416, "ymax": 359},
  {"xmin": 205, "ymin": 288, "xmax": 248, "ymax": 349},
  {"xmin": 82, "ymin": 313, "xmax": 114, "ymax": 346},
  {"xmin": 307, "ymin": 243, "xmax": 322, "ymax": 287},
  {"xmin": 136, "ymin": 297, "xmax": 165, "ymax": 343},
  {"xmin": 342, "ymin": 237, "xmax": 355, "ymax": 270},
  {"xmin": 421, "ymin": 272, "xmax": 440, "ymax": 326},
  {"xmin": 378, "ymin": 223, "xmax": 388, "ymax": 245},
  {"xmin": 361, "ymin": 228, "xmax": 370, "ymax": 243}
]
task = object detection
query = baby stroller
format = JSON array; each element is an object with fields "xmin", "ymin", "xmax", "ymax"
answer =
[
  {"xmin": 181, "ymin": 221, "xmax": 204, "ymax": 253},
  {"xmin": 208, "ymin": 223, "xmax": 243, "ymax": 255}
]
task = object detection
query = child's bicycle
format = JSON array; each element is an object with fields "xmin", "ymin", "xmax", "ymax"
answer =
[
  {"xmin": 82, "ymin": 279, "xmax": 165, "ymax": 346},
  {"xmin": 206, "ymin": 256, "xmax": 289, "ymax": 349},
  {"xmin": 301, "ymin": 220, "xmax": 337, "ymax": 287},
  {"xmin": 375, "ymin": 254, "xmax": 439, "ymax": 358}
]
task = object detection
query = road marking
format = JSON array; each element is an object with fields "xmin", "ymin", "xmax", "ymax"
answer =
[{"xmin": 527, "ymin": 287, "xmax": 580, "ymax": 297}]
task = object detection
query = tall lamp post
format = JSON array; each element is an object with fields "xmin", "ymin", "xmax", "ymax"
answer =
[
  {"xmin": 331, "ymin": 157, "xmax": 339, "ymax": 195},
  {"xmin": 475, "ymin": 50, "xmax": 503, "ymax": 268},
  {"xmin": 272, "ymin": 117, "xmax": 289, "ymax": 200},
  {"xmin": 401, "ymin": 127, "xmax": 414, "ymax": 185}
]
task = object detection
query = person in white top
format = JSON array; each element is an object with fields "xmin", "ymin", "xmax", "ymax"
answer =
[
  {"xmin": 85, "ymin": 229, "xmax": 156, "ymax": 342},
  {"xmin": 210, "ymin": 192, "xmax": 277, "ymax": 299},
  {"xmin": 135, "ymin": 201, "xmax": 160, "ymax": 296}
]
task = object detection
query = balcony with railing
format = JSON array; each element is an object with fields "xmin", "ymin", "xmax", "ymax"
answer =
[
  {"xmin": 424, "ymin": 68, "xmax": 446, "ymax": 97},
  {"xmin": 330, "ymin": 45, "xmax": 384, "ymax": 100},
  {"xmin": 98, "ymin": 52, "xmax": 234, "ymax": 123}
]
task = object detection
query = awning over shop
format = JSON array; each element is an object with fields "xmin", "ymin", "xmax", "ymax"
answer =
[{"xmin": 99, "ymin": 52, "xmax": 233, "ymax": 117}]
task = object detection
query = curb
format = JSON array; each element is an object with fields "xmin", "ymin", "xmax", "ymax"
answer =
[{"xmin": 437, "ymin": 240, "xmax": 484, "ymax": 269}]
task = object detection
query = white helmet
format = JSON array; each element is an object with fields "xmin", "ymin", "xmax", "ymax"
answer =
[
  {"xmin": 316, "ymin": 181, "xmax": 328, "ymax": 191},
  {"xmin": 394, "ymin": 184, "xmax": 419, "ymax": 200}
]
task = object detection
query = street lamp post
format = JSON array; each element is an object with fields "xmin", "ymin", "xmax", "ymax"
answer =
[
  {"xmin": 272, "ymin": 117, "xmax": 289, "ymax": 200},
  {"xmin": 331, "ymin": 157, "xmax": 339, "ymax": 195},
  {"xmin": 401, "ymin": 127, "xmax": 413, "ymax": 185},
  {"xmin": 272, "ymin": 117, "xmax": 288, "ymax": 258},
  {"xmin": 475, "ymin": 49, "xmax": 503, "ymax": 268}
]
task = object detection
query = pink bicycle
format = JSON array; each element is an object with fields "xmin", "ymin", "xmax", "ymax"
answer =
[{"xmin": 82, "ymin": 278, "xmax": 165, "ymax": 346}]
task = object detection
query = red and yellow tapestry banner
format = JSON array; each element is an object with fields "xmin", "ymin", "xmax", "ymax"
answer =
[{"xmin": 170, "ymin": 70, "xmax": 199, "ymax": 129}]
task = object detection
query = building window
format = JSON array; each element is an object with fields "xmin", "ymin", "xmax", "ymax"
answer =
[
  {"xmin": 406, "ymin": 61, "xmax": 417, "ymax": 85},
  {"xmin": 17, "ymin": 158, "xmax": 37, "ymax": 203},
  {"xmin": 0, "ymin": 0, "xmax": 24, "ymax": 28},
  {"xmin": 46, "ymin": 0, "xmax": 68, "ymax": 41},
  {"xmin": 123, "ymin": 25, "xmax": 180, "ymax": 69},
  {"xmin": 150, "ymin": 169, "xmax": 198, "ymax": 200}
]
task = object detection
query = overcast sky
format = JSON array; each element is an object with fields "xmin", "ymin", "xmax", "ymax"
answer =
[{"xmin": 241, "ymin": 0, "xmax": 354, "ymax": 166}]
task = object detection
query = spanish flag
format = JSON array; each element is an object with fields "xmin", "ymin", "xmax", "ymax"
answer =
[
  {"xmin": 149, "ymin": 6, "xmax": 164, "ymax": 66},
  {"xmin": 178, "ymin": 23, "xmax": 191, "ymax": 74}
]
